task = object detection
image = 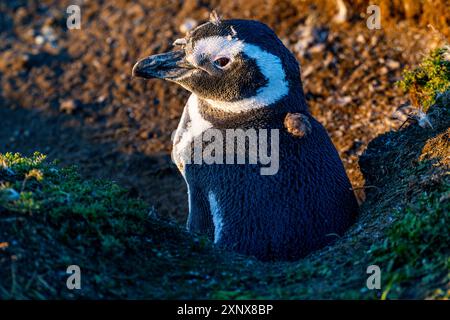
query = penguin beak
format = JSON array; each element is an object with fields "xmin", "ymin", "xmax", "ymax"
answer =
[{"xmin": 132, "ymin": 50, "xmax": 194, "ymax": 80}]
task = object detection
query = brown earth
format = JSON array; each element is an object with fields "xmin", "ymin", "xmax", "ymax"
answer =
[{"xmin": 0, "ymin": 0, "xmax": 449, "ymax": 223}]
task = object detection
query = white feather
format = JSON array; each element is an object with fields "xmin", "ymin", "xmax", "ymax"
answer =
[
  {"xmin": 187, "ymin": 36, "xmax": 244, "ymax": 66},
  {"xmin": 208, "ymin": 191, "xmax": 223, "ymax": 243},
  {"xmin": 187, "ymin": 36, "xmax": 289, "ymax": 112},
  {"xmin": 173, "ymin": 38, "xmax": 187, "ymax": 46},
  {"xmin": 172, "ymin": 94, "xmax": 212, "ymax": 175}
]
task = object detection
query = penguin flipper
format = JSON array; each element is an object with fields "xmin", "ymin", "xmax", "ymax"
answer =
[
  {"xmin": 186, "ymin": 187, "xmax": 214, "ymax": 240},
  {"xmin": 284, "ymin": 113, "xmax": 312, "ymax": 138}
]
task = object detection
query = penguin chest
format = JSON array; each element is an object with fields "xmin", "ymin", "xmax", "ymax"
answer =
[{"xmin": 172, "ymin": 94, "xmax": 212, "ymax": 175}]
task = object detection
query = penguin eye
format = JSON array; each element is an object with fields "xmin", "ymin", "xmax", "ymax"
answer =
[{"xmin": 213, "ymin": 57, "xmax": 230, "ymax": 68}]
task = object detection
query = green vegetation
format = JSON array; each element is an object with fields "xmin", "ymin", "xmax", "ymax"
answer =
[
  {"xmin": 0, "ymin": 151, "xmax": 149, "ymax": 256},
  {"xmin": 369, "ymin": 166, "xmax": 449, "ymax": 299},
  {"xmin": 0, "ymin": 152, "xmax": 220, "ymax": 298},
  {"xmin": 397, "ymin": 46, "xmax": 450, "ymax": 111},
  {"xmin": 374, "ymin": 48, "xmax": 450, "ymax": 298}
]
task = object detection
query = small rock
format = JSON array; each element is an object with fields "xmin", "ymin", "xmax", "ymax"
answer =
[
  {"xmin": 301, "ymin": 65, "xmax": 315, "ymax": 78},
  {"xmin": 97, "ymin": 95, "xmax": 107, "ymax": 103},
  {"xmin": 356, "ymin": 34, "xmax": 365, "ymax": 44},
  {"xmin": 309, "ymin": 43, "xmax": 326, "ymax": 54},
  {"xmin": 333, "ymin": 0, "xmax": 348, "ymax": 23},
  {"xmin": 35, "ymin": 35, "xmax": 45, "ymax": 46},
  {"xmin": 336, "ymin": 96, "xmax": 352, "ymax": 106},
  {"xmin": 386, "ymin": 59, "xmax": 400, "ymax": 70},
  {"xmin": 139, "ymin": 130, "xmax": 151, "ymax": 140},
  {"xmin": 59, "ymin": 99, "xmax": 78, "ymax": 114},
  {"xmin": 380, "ymin": 66, "xmax": 389, "ymax": 75},
  {"xmin": 335, "ymin": 130, "xmax": 344, "ymax": 138},
  {"xmin": 370, "ymin": 36, "xmax": 378, "ymax": 46},
  {"xmin": 293, "ymin": 25, "xmax": 314, "ymax": 56}
]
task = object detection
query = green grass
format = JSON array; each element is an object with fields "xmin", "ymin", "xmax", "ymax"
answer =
[
  {"xmin": 0, "ymin": 152, "xmax": 215, "ymax": 298},
  {"xmin": 397, "ymin": 47, "xmax": 450, "ymax": 111},
  {"xmin": 369, "ymin": 177, "xmax": 449, "ymax": 299},
  {"xmin": 0, "ymin": 152, "xmax": 149, "ymax": 254}
]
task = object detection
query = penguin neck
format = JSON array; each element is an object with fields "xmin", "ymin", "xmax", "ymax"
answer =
[{"xmin": 195, "ymin": 86, "xmax": 308, "ymax": 129}]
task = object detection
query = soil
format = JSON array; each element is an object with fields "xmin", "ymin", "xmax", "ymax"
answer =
[{"xmin": 0, "ymin": 2, "xmax": 448, "ymax": 222}]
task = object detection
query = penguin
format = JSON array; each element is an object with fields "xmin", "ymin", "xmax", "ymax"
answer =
[{"xmin": 132, "ymin": 16, "xmax": 358, "ymax": 261}]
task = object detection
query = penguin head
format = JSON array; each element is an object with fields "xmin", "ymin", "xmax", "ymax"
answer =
[{"xmin": 133, "ymin": 18, "xmax": 304, "ymax": 113}]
